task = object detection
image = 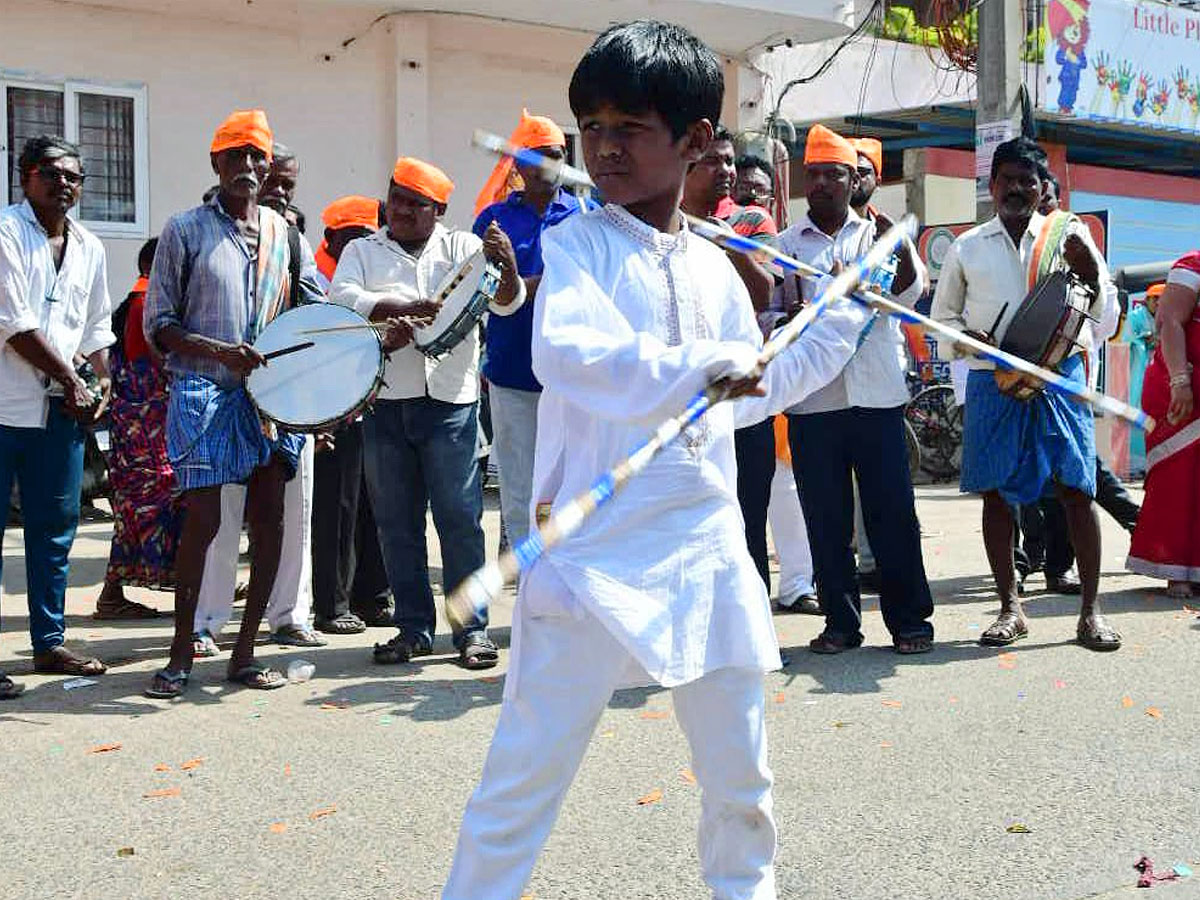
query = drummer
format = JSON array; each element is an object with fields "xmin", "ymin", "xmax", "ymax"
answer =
[
  {"xmin": 331, "ymin": 156, "xmax": 523, "ymax": 669},
  {"xmin": 930, "ymin": 136, "xmax": 1119, "ymax": 652},
  {"xmin": 142, "ymin": 110, "xmax": 325, "ymax": 698}
]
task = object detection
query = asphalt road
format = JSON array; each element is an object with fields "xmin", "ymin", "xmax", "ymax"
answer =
[{"xmin": 1, "ymin": 483, "xmax": 1198, "ymax": 900}]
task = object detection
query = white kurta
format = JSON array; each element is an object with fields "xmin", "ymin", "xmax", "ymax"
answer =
[{"xmin": 522, "ymin": 205, "xmax": 869, "ymax": 688}]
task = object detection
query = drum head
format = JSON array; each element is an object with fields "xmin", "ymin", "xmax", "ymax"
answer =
[
  {"xmin": 415, "ymin": 250, "xmax": 495, "ymax": 356},
  {"xmin": 247, "ymin": 304, "xmax": 382, "ymax": 431}
]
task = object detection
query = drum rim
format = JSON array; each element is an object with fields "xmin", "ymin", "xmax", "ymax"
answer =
[
  {"xmin": 415, "ymin": 257, "xmax": 501, "ymax": 357},
  {"xmin": 246, "ymin": 304, "xmax": 386, "ymax": 432}
]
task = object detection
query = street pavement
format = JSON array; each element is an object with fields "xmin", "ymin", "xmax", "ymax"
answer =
[{"xmin": 1, "ymin": 483, "xmax": 1198, "ymax": 900}]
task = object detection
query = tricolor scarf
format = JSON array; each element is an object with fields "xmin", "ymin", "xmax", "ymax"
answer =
[
  {"xmin": 1028, "ymin": 210, "xmax": 1079, "ymax": 290},
  {"xmin": 251, "ymin": 207, "xmax": 292, "ymax": 342}
]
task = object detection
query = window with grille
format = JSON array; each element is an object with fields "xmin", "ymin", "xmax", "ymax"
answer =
[{"xmin": 1, "ymin": 77, "xmax": 148, "ymax": 236}]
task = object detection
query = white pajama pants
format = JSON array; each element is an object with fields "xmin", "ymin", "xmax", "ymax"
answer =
[
  {"xmin": 442, "ymin": 598, "xmax": 777, "ymax": 900},
  {"xmin": 193, "ymin": 436, "xmax": 314, "ymax": 635},
  {"xmin": 767, "ymin": 460, "xmax": 814, "ymax": 600}
]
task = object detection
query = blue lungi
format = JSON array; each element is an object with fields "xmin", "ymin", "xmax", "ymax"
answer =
[
  {"xmin": 166, "ymin": 374, "xmax": 303, "ymax": 493},
  {"xmin": 960, "ymin": 353, "xmax": 1096, "ymax": 505}
]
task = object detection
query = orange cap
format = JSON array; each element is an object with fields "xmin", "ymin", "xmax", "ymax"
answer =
[
  {"xmin": 474, "ymin": 110, "xmax": 567, "ymax": 216},
  {"xmin": 1146, "ymin": 283, "xmax": 1165, "ymax": 300},
  {"xmin": 321, "ymin": 195, "xmax": 380, "ymax": 231},
  {"xmin": 211, "ymin": 109, "xmax": 273, "ymax": 160},
  {"xmin": 391, "ymin": 157, "xmax": 454, "ymax": 205},
  {"xmin": 804, "ymin": 123, "xmax": 857, "ymax": 169},
  {"xmin": 851, "ymin": 137, "xmax": 883, "ymax": 176}
]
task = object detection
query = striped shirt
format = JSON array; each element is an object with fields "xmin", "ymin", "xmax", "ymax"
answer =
[
  {"xmin": 0, "ymin": 201, "xmax": 114, "ymax": 427},
  {"xmin": 143, "ymin": 197, "xmax": 322, "ymax": 389}
]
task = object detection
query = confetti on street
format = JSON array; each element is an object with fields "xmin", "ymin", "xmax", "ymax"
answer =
[{"xmin": 636, "ymin": 789, "xmax": 663, "ymax": 806}]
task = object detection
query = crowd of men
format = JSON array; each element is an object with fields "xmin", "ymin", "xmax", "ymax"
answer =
[{"xmin": 0, "ymin": 91, "xmax": 1139, "ymax": 703}]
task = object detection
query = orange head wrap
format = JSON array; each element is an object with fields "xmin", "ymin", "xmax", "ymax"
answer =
[
  {"xmin": 211, "ymin": 109, "xmax": 273, "ymax": 161},
  {"xmin": 1145, "ymin": 283, "xmax": 1165, "ymax": 300},
  {"xmin": 474, "ymin": 109, "xmax": 568, "ymax": 216},
  {"xmin": 391, "ymin": 157, "xmax": 454, "ymax": 206},
  {"xmin": 804, "ymin": 123, "xmax": 857, "ymax": 169},
  {"xmin": 851, "ymin": 137, "xmax": 883, "ymax": 176},
  {"xmin": 321, "ymin": 195, "xmax": 380, "ymax": 232}
]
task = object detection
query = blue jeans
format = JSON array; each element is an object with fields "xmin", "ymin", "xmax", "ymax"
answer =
[
  {"xmin": 0, "ymin": 400, "xmax": 85, "ymax": 652},
  {"xmin": 363, "ymin": 397, "xmax": 486, "ymax": 648}
]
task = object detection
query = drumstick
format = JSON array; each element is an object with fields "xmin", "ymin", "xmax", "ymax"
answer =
[
  {"xmin": 444, "ymin": 215, "xmax": 915, "ymax": 629},
  {"xmin": 263, "ymin": 341, "xmax": 315, "ymax": 361},
  {"xmin": 297, "ymin": 315, "xmax": 432, "ymax": 336},
  {"xmin": 472, "ymin": 129, "xmax": 596, "ymax": 190},
  {"xmin": 684, "ymin": 215, "xmax": 1156, "ymax": 433}
]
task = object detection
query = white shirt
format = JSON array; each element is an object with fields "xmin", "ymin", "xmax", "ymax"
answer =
[
  {"xmin": 774, "ymin": 209, "xmax": 923, "ymax": 413},
  {"xmin": 522, "ymin": 205, "xmax": 869, "ymax": 687},
  {"xmin": 930, "ymin": 213, "xmax": 1111, "ymax": 371},
  {"xmin": 331, "ymin": 223, "xmax": 484, "ymax": 403},
  {"xmin": 0, "ymin": 201, "xmax": 114, "ymax": 427}
]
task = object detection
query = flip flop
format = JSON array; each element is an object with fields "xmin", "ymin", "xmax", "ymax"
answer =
[
  {"xmin": 227, "ymin": 664, "xmax": 287, "ymax": 690},
  {"xmin": 92, "ymin": 597, "xmax": 166, "ymax": 620},
  {"xmin": 0, "ymin": 673, "xmax": 25, "ymax": 700},
  {"xmin": 144, "ymin": 668, "xmax": 189, "ymax": 699},
  {"xmin": 32, "ymin": 648, "xmax": 107, "ymax": 676}
]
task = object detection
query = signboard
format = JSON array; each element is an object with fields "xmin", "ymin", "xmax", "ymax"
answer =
[
  {"xmin": 1043, "ymin": 0, "xmax": 1200, "ymax": 133},
  {"xmin": 974, "ymin": 120, "xmax": 1016, "ymax": 201}
]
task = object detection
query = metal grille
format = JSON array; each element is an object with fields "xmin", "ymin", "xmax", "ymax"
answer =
[
  {"xmin": 6, "ymin": 86, "xmax": 64, "ymax": 204},
  {"xmin": 76, "ymin": 92, "xmax": 135, "ymax": 223}
]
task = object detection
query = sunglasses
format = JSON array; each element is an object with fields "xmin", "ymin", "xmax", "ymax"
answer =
[{"xmin": 36, "ymin": 165, "xmax": 86, "ymax": 187}]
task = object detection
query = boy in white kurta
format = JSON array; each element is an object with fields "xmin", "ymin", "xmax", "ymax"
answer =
[{"xmin": 442, "ymin": 21, "xmax": 872, "ymax": 900}]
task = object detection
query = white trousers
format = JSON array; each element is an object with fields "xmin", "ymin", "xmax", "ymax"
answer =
[
  {"xmin": 194, "ymin": 436, "xmax": 314, "ymax": 635},
  {"xmin": 443, "ymin": 598, "xmax": 777, "ymax": 900},
  {"xmin": 767, "ymin": 461, "xmax": 814, "ymax": 600}
]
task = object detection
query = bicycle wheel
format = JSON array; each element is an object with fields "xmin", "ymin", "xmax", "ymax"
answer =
[{"xmin": 905, "ymin": 385, "xmax": 963, "ymax": 481}]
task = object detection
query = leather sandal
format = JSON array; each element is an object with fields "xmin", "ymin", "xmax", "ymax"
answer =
[{"xmin": 979, "ymin": 610, "xmax": 1028, "ymax": 646}]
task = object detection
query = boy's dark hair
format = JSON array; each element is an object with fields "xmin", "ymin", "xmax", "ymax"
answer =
[
  {"xmin": 137, "ymin": 237, "xmax": 159, "ymax": 276},
  {"xmin": 990, "ymin": 136, "xmax": 1047, "ymax": 181},
  {"xmin": 736, "ymin": 153, "xmax": 774, "ymax": 182},
  {"xmin": 569, "ymin": 20, "xmax": 723, "ymax": 140},
  {"xmin": 18, "ymin": 135, "xmax": 82, "ymax": 179}
]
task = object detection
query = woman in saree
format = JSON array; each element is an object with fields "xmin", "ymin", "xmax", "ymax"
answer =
[
  {"xmin": 1127, "ymin": 255, "xmax": 1200, "ymax": 598},
  {"xmin": 93, "ymin": 239, "xmax": 181, "ymax": 618}
]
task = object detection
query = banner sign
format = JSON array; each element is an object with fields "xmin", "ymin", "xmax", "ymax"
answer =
[{"xmin": 1043, "ymin": 0, "xmax": 1200, "ymax": 132}]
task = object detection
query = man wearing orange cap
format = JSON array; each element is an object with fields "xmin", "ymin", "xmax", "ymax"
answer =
[
  {"xmin": 310, "ymin": 195, "xmax": 392, "ymax": 635},
  {"xmin": 143, "ymin": 110, "xmax": 324, "ymax": 697},
  {"xmin": 332, "ymin": 156, "xmax": 523, "ymax": 669},
  {"xmin": 775, "ymin": 123, "xmax": 934, "ymax": 656},
  {"xmin": 472, "ymin": 111, "xmax": 596, "ymax": 552}
]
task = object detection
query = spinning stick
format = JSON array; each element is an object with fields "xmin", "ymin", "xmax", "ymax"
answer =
[
  {"xmin": 685, "ymin": 215, "xmax": 1155, "ymax": 433},
  {"xmin": 445, "ymin": 215, "xmax": 916, "ymax": 628},
  {"xmin": 471, "ymin": 130, "xmax": 596, "ymax": 190}
]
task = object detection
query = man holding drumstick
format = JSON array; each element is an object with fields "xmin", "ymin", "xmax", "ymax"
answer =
[
  {"xmin": 332, "ymin": 157, "xmax": 523, "ymax": 670},
  {"xmin": 143, "ymin": 110, "xmax": 325, "ymax": 697},
  {"xmin": 931, "ymin": 136, "xmax": 1119, "ymax": 651}
]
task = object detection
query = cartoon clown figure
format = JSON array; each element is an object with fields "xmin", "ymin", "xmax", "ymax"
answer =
[{"xmin": 1050, "ymin": 0, "xmax": 1090, "ymax": 114}]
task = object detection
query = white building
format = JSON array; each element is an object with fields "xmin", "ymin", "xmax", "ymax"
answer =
[{"xmin": 2, "ymin": 0, "xmax": 860, "ymax": 289}]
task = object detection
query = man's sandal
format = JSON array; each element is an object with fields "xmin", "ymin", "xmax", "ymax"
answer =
[
  {"xmin": 979, "ymin": 611, "xmax": 1028, "ymax": 647},
  {"xmin": 1077, "ymin": 617, "xmax": 1122, "ymax": 652},
  {"xmin": 0, "ymin": 672, "xmax": 25, "ymax": 700},
  {"xmin": 227, "ymin": 664, "xmax": 287, "ymax": 690},
  {"xmin": 459, "ymin": 633, "xmax": 499, "ymax": 670},
  {"xmin": 192, "ymin": 631, "xmax": 219, "ymax": 658},
  {"xmin": 894, "ymin": 635, "xmax": 933, "ymax": 655},
  {"xmin": 144, "ymin": 668, "xmax": 190, "ymax": 699},
  {"xmin": 93, "ymin": 597, "xmax": 166, "ymax": 620},
  {"xmin": 32, "ymin": 647, "xmax": 107, "ymax": 676}
]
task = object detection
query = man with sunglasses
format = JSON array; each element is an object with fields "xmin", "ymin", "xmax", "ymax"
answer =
[{"xmin": 0, "ymin": 135, "xmax": 115, "ymax": 696}]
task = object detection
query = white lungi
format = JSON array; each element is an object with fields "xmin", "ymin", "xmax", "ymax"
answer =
[
  {"xmin": 194, "ymin": 435, "xmax": 314, "ymax": 634},
  {"xmin": 442, "ymin": 571, "xmax": 777, "ymax": 900},
  {"xmin": 768, "ymin": 460, "xmax": 814, "ymax": 601}
]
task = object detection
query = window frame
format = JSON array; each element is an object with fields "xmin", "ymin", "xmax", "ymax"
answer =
[{"xmin": 1, "ymin": 72, "xmax": 149, "ymax": 238}]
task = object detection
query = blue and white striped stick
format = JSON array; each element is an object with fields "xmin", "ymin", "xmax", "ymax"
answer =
[
  {"xmin": 685, "ymin": 215, "xmax": 1155, "ymax": 433},
  {"xmin": 445, "ymin": 214, "xmax": 915, "ymax": 627}
]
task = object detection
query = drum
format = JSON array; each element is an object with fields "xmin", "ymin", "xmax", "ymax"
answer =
[
  {"xmin": 415, "ymin": 250, "xmax": 501, "ymax": 358},
  {"xmin": 246, "ymin": 304, "xmax": 384, "ymax": 432},
  {"xmin": 998, "ymin": 269, "xmax": 1093, "ymax": 400}
]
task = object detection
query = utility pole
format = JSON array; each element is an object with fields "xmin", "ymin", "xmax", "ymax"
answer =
[{"xmin": 975, "ymin": 0, "xmax": 1026, "ymax": 220}]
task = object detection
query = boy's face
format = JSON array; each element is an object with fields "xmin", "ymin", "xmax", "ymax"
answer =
[{"xmin": 578, "ymin": 103, "xmax": 710, "ymax": 213}]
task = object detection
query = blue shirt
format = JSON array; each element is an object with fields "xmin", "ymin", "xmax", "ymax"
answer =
[{"xmin": 473, "ymin": 188, "xmax": 595, "ymax": 391}]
